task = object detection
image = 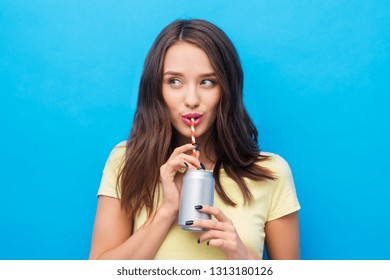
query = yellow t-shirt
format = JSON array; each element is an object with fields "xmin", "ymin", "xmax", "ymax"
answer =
[{"xmin": 98, "ymin": 141, "xmax": 300, "ymax": 259}]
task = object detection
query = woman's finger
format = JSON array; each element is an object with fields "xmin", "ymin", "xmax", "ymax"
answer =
[
  {"xmin": 181, "ymin": 154, "xmax": 201, "ymax": 169},
  {"xmin": 170, "ymin": 143, "xmax": 200, "ymax": 158},
  {"xmin": 166, "ymin": 154, "xmax": 201, "ymax": 172},
  {"xmin": 198, "ymin": 229, "xmax": 231, "ymax": 243},
  {"xmin": 196, "ymin": 205, "xmax": 231, "ymax": 223},
  {"xmin": 205, "ymin": 238, "xmax": 225, "ymax": 248},
  {"xmin": 190, "ymin": 218, "xmax": 232, "ymax": 232}
]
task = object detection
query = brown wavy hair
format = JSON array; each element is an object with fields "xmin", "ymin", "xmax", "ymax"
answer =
[{"xmin": 119, "ymin": 19, "xmax": 275, "ymax": 219}]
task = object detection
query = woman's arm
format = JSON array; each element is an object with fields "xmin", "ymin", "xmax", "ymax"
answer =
[
  {"xmin": 264, "ymin": 211, "xmax": 300, "ymax": 260},
  {"xmin": 89, "ymin": 143, "xmax": 201, "ymax": 260},
  {"xmin": 89, "ymin": 196, "xmax": 177, "ymax": 260}
]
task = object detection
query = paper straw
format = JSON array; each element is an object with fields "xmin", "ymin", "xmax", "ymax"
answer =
[{"xmin": 191, "ymin": 118, "xmax": 196, "ymax": 157}]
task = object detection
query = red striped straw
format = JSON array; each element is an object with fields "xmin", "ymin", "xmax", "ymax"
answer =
[{"xmin": 191, "ymin": 118, "xmax": 196, "ymax": 157}]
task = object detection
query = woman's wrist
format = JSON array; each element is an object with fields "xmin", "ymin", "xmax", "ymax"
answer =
[
  {"xmin": 243, "ymin": 248, "xmax": 260, "ymax": 260},
  {"xmin": 159, "ymin": 203, "xmax": 179, "ymax": 220}
]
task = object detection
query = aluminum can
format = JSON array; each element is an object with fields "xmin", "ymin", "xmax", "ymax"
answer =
[{"xmin": 178, "ymin": 170, "xmax": 214, "ymax": 231}]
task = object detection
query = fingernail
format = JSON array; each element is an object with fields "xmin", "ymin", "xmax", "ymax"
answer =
[
  {"xmin": 197, "ymin": 238, "xmax": 200, "ymax": 244},
  {"xmin": 195, "ymin": 205, "xmax": 203, "ymax": 210},
  {"xmin": 184, "ymin": 162, "xmax": 189, "ymax": 167},
  {"xmin": 192, "ymin": 143, "xmax": 199, "ymax": 147},
  {"xmin": 207, "ymin": 241, "xmax": 210, "ymax": 246},
  {"xmin": 200, "ymin": 163, "xmax": 206, "ymax": 170},
  {"xmin": 185, "ymin": 220, "xmax": 194, "ymax": 225}
]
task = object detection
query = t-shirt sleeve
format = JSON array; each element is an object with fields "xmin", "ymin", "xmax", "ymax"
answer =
[
  {"xmin": 267, "ymin": 154, "xmax": 301, "ymax": 221},
  {"xmin": 97, "ymin": 141, "xmax": 126, "ymax": 199}
]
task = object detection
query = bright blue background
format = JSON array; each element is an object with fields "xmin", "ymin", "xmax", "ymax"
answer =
[{"xmin": 1, "ymin": 0, "xmax": 389, "ymax": 260}]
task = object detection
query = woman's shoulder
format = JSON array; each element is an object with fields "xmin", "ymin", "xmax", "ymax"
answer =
[
  {"xmin": 104, "ymin": 141, "xmax": 127, "ymax": 167},
  {"xmin": 257, "ymin": 151, "xmax": 293, "ymax": 178},
  {"xmin": 113, "ymin": 140, "xmax": 127, "ymax": 148},
  {"xmin": 110, "ymin": 140, "xmax": 127, "ymax": 155}
]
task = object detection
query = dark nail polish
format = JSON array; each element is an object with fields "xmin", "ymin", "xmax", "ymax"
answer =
[
  {"xmin": 184, "ymin": 162, "xmax": 189, "ymax": 167},
  {"xmin": 207, "ymin": 241, "xmax": 210, "ymax": 246},
  {"xmin": 200, "ymin": 163, "xmax": 206, "ymax": 170},
  {"xmin": 195, "ymin": 147, "xmax": 200, "ymax": 152},
  {"xmin": 195, "ymin": 205, "xmax": 203, "ymax": 210},
  {"xmin": 197, "ymin": 238, "xmax": 200, "ymax": 244},
  {"xmin": 185, "ymin": 220, "xmax": 194, "ymax": 225},
  {"xmin": 192, "ymin": 143, "xmax": 199, "ymax": 147}
]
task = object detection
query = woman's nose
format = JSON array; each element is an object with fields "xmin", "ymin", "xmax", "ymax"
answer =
[{"xmin": 184, "ymin": 85, "xmax": 200, "ymax": 108}]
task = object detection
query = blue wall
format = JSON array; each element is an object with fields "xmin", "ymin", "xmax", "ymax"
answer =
[{"xmin": 1, "ymin": 0, "xmax": 389, "ymax": 259}]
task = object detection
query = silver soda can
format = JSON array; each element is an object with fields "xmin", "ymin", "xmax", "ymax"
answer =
[{"xmin": 178, "ymin": 170, "xmax": 215, "ymax": 231}]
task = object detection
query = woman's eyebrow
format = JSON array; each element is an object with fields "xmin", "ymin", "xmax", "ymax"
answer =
[
  {"xmin": 163, "ymin": 71, "xmax": 216, "ymax": 77},
  {"xmin": 199, "ymin": 72, "xmax": 216, "ymax": 78},
  {"xmin": 163, "ymin": 71, "xmax": 183, "ymax": 77}
]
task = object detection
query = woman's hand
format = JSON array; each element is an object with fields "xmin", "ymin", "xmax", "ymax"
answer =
[
  {"xmin": 159, "ymin": 143, "xmax": 200, "ymax": 213},
  {"xmin": 190, "ymin": 205, "xmax": 259, "ymax": 260}
]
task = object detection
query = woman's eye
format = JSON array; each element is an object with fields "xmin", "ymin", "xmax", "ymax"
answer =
[
  {"xmin": 168, "ymin": 79, "xmax": 181, "ymax": 87},
  {"xmin": 200, "ymin": 79, "xmax": 215, "ymax": 87}
]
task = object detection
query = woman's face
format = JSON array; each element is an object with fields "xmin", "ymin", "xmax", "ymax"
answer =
[{"xmin": 162, "ymin": 42, "xmax": 221, "ymax": 143}]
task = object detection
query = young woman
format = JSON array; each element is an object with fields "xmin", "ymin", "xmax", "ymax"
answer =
[{"xmin": 89, "ymin": 19, "xmax": 300, "ymax": 260}]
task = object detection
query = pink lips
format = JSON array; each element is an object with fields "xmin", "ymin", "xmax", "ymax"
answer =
[{"xmin": 181, "ymin": 113, "xmax": 203, "ymax": 126}]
